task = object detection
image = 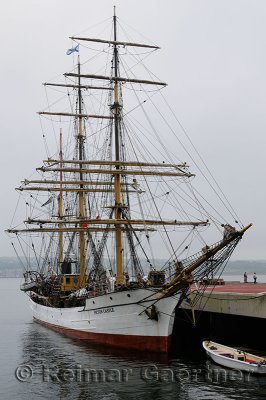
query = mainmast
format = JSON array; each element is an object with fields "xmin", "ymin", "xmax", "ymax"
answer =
[
  {"xmin": 113, "ymin": 7, "xmax": 123, "ymax": 286},
  {"xmin": 77, "ymin": 55, "xmax": 86, "ymax": 287}
]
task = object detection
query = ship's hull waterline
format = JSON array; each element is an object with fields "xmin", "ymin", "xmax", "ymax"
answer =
[{"xmin": 30, "ymin": 288, "xmax": 178, "ymax": 352}]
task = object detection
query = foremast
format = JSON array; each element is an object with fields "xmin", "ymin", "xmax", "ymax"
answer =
[{"xmin": 113, "ymin": 8, "xmax": 123, "ymax": 286}]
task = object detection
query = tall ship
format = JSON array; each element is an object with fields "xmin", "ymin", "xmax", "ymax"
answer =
[{"xmin": 7, "ymin": 10, "xmax": 251, "ymax": 352}]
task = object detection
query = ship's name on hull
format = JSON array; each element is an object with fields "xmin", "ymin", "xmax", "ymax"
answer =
[{"xmin": 94, "ymin": 307, "xmax": 115, "ymax": 315}]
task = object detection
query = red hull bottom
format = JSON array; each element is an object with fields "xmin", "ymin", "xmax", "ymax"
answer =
[{"xmin": 34, "ymin": 317, "xmax": 171, "ymax": 353}]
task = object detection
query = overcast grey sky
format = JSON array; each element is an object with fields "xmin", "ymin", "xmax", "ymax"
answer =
[{"xmin": 0, "ymin": 0, "xmax": 265, "ymax": 260}]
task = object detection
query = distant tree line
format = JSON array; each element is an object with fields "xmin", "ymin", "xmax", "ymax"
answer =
[{"xmin": 0, "ymin": 257, "xmax": 265, "ymax": 278}]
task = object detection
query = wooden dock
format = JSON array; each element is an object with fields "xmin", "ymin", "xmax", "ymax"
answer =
[
  {"xmin": 172, "ymin": 281, "xmax": 266, "ymax": 351},
  {"xmin": 182, "ymin": 282, "xmax": 266, "ymax": 319}
]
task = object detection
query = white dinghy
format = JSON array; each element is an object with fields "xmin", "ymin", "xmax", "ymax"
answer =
[{"xmin": 203, "ymin": 340, "xmax": 266, "ymax": 374}]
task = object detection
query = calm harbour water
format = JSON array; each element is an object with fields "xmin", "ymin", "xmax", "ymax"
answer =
[{"xmin": 1, "ymin": 278, "xmax": 266, "ymax": 399}]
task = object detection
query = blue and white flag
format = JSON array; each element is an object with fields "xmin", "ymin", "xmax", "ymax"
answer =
[{"xmin": 66, "ymin": 44, "xmax": 79, "ymax": 55}]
